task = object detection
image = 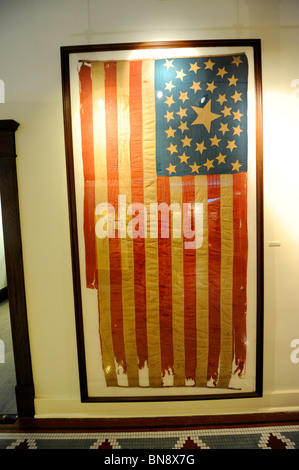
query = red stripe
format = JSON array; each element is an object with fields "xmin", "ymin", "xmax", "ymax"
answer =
[
  {"xmin": 182, "ymin": 175, "xmax": 197, "ymax": 381},
  {"xmin": 129, "ymin": 61, "xmax": 148, "ymax": 370},
  {"xmin": 157, "ymin": 175, "xmax": 173, "ymax": 377},
  {"xmin": 105, "ymin": 62, "xmax": 126, "ymax": 370},
  {"xmin": 78, "ymin": 63, "xmax": 97, "ymax": 289},
  {"xmin": 207, "ymin": 174, "xmax": 221, "ymax": 385},
  {"xmin": 233, "ymin": 172, "xmax": 248, "ymax": 376}
]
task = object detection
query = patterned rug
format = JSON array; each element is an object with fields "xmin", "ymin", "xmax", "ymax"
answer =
[{"xmin": 0, "ymin": 413, "xmax": 299, "ymax": 451}]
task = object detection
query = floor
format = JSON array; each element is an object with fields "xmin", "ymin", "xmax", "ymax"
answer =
[
  {"xmin": 1, "ymin": 299, "xmax": 298, "ymax": 452},
  {"xmin": 0, "ymin": 413, "xmax": 298, "ymax": 450}
]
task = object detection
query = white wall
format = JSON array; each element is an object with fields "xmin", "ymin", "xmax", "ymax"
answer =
[{"xmin": 0, "ymin": 0, "xmax": 299, "ymax": 417}]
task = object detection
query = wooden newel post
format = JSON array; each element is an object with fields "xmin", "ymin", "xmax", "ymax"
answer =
[{"xmin": 0, "ymin": 120, "xmax": 34, "ymax": 417}]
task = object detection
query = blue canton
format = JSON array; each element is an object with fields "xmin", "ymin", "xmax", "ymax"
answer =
[{"xmin": 155, "ymin": 54, "xmax": 248, "ymax": 176}]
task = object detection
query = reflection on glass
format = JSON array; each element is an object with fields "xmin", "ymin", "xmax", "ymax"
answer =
[{"xmin": 0, "ymin": 198, "xmax": 17, "ymax": 416}]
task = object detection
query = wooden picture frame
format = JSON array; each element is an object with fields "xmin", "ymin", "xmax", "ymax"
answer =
[{"xmin": 61, "ymin": 39, "xmax": 263, "ymax": 402}]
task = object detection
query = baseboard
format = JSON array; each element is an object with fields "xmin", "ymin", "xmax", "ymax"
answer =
[{"xmin": 33, "ymin": 390, "xmax": 299, "ymax": 419}]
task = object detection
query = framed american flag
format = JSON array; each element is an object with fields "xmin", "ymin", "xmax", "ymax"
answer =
[{"xmin": 61, "ymin": 39, "xmax": 263, "ymax": 402}]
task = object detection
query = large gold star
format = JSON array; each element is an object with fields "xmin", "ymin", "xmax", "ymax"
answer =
[{"xmin": 191, "ymin": 100, "xmax": 221, "ymax": 133}]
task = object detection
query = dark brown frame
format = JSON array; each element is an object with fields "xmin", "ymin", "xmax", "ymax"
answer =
[
  {"xmin": 61, "ymin": 39, "xmax": 264, "ymax": 403},
  {"xmin": 0, "ymin": 120, "xmax": 35, "ymax": 417}
]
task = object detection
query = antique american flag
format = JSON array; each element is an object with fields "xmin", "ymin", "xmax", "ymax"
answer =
[{"xmin": 78, "ymin": 52, "xmax": 248, "ymax": 390}]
